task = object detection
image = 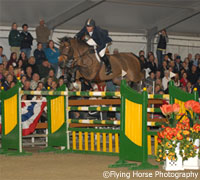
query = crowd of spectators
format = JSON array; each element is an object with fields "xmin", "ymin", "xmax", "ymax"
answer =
[
  {"xmin": 140, "ymin": 50, "xmax": 200, "ymax": 96},
  {"xmin": 0, "ymin": 21, "xmax": 199, "ymax": 100}
]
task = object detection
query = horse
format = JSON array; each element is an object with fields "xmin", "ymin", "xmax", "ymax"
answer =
[{"xmin": 58, "ymin": 37, "xmax": 144, "ymax": 86}]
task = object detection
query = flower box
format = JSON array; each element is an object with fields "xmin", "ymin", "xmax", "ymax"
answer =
[{"xmin": 183, "ymin": 139, "xmax": 200, "ymax": 170}]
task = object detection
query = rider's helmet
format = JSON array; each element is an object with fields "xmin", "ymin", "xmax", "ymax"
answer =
[{"xmin": 85, "ymin": 18, "xmax": 96, "ymax": 27}]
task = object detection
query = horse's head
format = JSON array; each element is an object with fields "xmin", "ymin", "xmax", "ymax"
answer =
[{"xmin": 58, "ymin": 36, "xmax": 74, "ymax": 68}]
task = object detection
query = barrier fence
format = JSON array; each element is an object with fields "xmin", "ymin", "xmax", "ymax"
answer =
[{"xmin": 0, "ymin": 80, "xmax": 198, "ymax": 170}]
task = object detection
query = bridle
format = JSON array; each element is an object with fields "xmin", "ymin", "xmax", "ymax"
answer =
[{"xmin": 61, "ymin": 38, "xmax": 94, "ymax": 66}]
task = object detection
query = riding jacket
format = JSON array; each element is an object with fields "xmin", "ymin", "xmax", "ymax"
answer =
[{"xmin": 76, "ymin": 26, "xmax": 112, "ymax": 53}]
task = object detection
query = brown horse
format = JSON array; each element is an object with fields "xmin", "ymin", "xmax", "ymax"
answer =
[{"xmin": 59, "ymin": 37, "xmax": 144, "ymax": 85}]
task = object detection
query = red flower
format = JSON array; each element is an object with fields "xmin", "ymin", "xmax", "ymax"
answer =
[
  {"xmin": 192, "ymin": 103, "xmax": 200, "ymax": 114},
  {"xmin": 172, "ymin": 103, "xmax": 180, "ymax": 114},
  {"xmin": 160, "ymin": 104, "xmax": 173, "ymax": 116},
  {"xmin": 185, "ymin": 100, "xmax": 198, "ymax": 110}
]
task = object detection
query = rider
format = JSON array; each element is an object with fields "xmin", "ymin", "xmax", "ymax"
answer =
[{"xmin": 75, "ymin": 18, "xmax": 112, "ymax": 75}]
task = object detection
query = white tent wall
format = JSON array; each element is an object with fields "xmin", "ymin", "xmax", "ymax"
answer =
[{"xmin": 0, "ymin": 26, "xmax": 200, "ymax": 60}]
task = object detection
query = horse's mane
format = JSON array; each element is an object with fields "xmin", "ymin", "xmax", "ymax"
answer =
[{"xmin": 59, "ymin": 36, "xmax": 90, "ymax": 48}]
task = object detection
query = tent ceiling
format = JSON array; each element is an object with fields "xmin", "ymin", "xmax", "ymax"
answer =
[{"xmin": 0, "ymin": 0, "xmax": 200, "ymax": 36}]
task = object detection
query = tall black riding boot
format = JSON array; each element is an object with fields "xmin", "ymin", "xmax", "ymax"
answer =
[{"xmin": 101, "ymin": 55, "xmax": 112, "ymax": 75}]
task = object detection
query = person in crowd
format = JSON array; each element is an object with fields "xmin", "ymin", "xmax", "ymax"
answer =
[
  {"xmin": 18, "ymin": 51, "xmax": 28, "ymax": 71},
  {"xmin": 51, "ymin": 80, "xmax": 58, "ymax": 90},
  {"xmin": 7, "ymin": 64, "xmax": 15, "ymax": 76},
  {"xmin": 34, "ymin": 42, "xmax": 46, "ymax": 65},
  {"xmin": 75, "ymin": 18, "xmax": 112, "ymax": 75},
  {"xmin": 20, "ymin": 24, "xmax": 33, "ymax": 58},
  {"xmin": 173, "ymin": 73, "xmax": 180, "ymax": 87},
  {"xmin": 45, "ymin": 40, "xmax": 60, "ymax": 76},
  {"xmin": 0, "ymin": 64, "xmax": 4, "ymax": 80},
  {"xmin": 27, "ymin": 56, "xmax": 38, "ymax": 74},
  {"xmin": 2, "ymin": 74, "xmax": 15, "ymax": 90},
  {"xmin": 25, "ymin": 66, "xmax": 33, "ymax": 81},
  {"xmin": 146, "ymin": 54, "xmax": 157, "ymax": 73},
  {"xmin": 44, "ymin": 69, "xmax": 58, "ymax": 84},
  {"xmin": 187, "ymin": 65, "xmax": 199, "ymax": 85},
  {"xmin": 37, "ymin": 81, "xmax": 45, "ymax": 90},
  {"xmin": 36, "ymin": 19, "xmax": 50, "ymax": 49},
  {"xmin": 174, "ymin": 55, "xmax": 182, "ymax": 73},
  {"xmin": 22, "ymin": 80, "xmax": 32, "ymax": 100},
  {"xmin": 106, "ymin": 80, "xmax": 116, "ymax": 91},
  {"xmin": 8, "ymin": 23, "xmax": 21, "ymax": 58},
  {"xmin": 0, "ymin": 46, "xmax": 8, "ymax": 63},
  {"xmin": 45, "ymin": 77, "xmax": 53, "ymax": 89},
  {"xmin": 162, "ymin": 70, "xmax": 170, "ymax": 92},
  {"xmin": 7, "ymin": 52, "xmax": 18, "ymax": 69},
  {"xmin": 193, "ymin": 77, "xmax": 200, "ymax": 96},
  {"xmin": 58, "ymin": 77, "xmax": 64, "ymax": 87},
  {"xmin": 156, "ymin": 29, "xmax": 168, "ymax": 69},
  {"xmin": 30, "ymin": 73, "xmax": 40, "ymax": 90},
  {"xmin": 155, "ymin": 70, "xmax": 161, "ymax": 80},
  {"xmin": 146, "ymin": 71, "xmax": 155, "ymax": 87},
  {"xmin": 180, "ymin": 72, "xmax": 188, "ymax": 87},
  {"xmin": 38, "ymin": 59, "xmax": 52, "ymax": 81},
  {"xmin": 193, "ymin": 53, "xmax": 200, "ymax": 67},
  {"xmin": 20, "ymin": 75, "xmax": 27, "ymax": 87},
  {"xmin": 160, "ymin": 60, "xmax": 168, "ymax": 78},
  {"xmin": 186, "ymin": 82, "xmax": 193, "ymax": 93}
]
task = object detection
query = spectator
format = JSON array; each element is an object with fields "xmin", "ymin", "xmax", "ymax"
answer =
[
  {"xmin": 162, "ymin": 70, "xmax": 170, "ymax": 92},
  {"xmin": 37, "ymin": 81, "xmax": 45, "ymax": 90},
  {"xmin": 106, "ymin": 80, "xmax": 116, "ymax": 91},
  {"xmin": 38, "ymin": 59, "xmax": 52, "ymax": 80},
  {"xmin": 2, "ymin": 74, "xmax": 14, "ymax": 91},
  {"xmin": 160, "ymin": 60, "xmax": 168, "ymax": 78},
  {"xmin": 8, "ymin": 23, "xmax": 21, "ymax": 58},
  {"xmin": 20, "ymin": 24, "xmax": 33, "ymax": 58},
  {"xmin": 27, "ymin": 56, "xmax": 38, "ymax": 74},
  {"xmin": 174, "ymin": 56, "xmax": 182, "ymax": 73},
  {"xmin": 7, "ymin": 64, "xmax": 15, "ymax": 76},
  {"xmin": 51, "ymin": 80, "xmax": 58, "ymax": 90},
  {"xmin": 58, "ymin": 77, "xmax": 64, "ymax": 87},
  {"xmin": 18, "ymin": 51, "xmax": 28, "ymax": 71},
  {"xmin": 180, "ymin": 72, "xmax": 188, "ymax": 87},
  {"xmin": 146, "ymin": 54, "xmax": 157, "ymax": 73},
  {"xmin": 45, "ymin": 40, "xmax": 60, "ymax": 76},
  {"xmin": 193, "ymin": 77, "xmax": 200, "ymax": 96},
  {"xmin": 173, "ymin": 73, "xmax": 180, "ymax": 87},
  {"xmin": 22, "ymin": 80, "xmax": 32, "ymax": 100},
  {"xmin": 7, "ymin": 52, "xmax": 18, "ymax": 69},
  {"xmin": 0, "ymin": 46, "xmax": 8, "ymax": 63},
  {"xmin": 186, "ymin": 82, "xmax": 193, "ymax": 93},
  {"xmin": 155, "ymin": 70, "xmax": 161, "ymax": 80},
  {"xmin": 187, "ymin": 65, "xmax": 199, "ymax": 85},
  {"xmin": 30, "ymin": 73, "xmax": 40, "ymax": 90},
  {"xmin": 45, "ymin": 77, "xmax": 53, "ymax": 89},
  {"xmin": 34, "ymin": 42, "xmax": 46, "ymax": 65},
  {"xmin": 156, "ymin": 29, "xmax": 168, "ymax": 69},
  {"xmin": 0, "ymin": 64, "xmax": 4, "ymax": 80},
  {"xmin": 193, "ymin": 53, "xmax": 199, "ymax": 67},
  {"xmin": 44, "ymin": 69, "xmax": 58, "ymax": 85},
  {"xmin": 25, "ymin": 66, "xmax": 33, "ymax": 81},
  {"xmin": 36, "ymin": 19, "xmax": 50, "ymax": 49},
  {"xmin": 21, "ymin": 75, "xmax": 27, "ymax": 87}
]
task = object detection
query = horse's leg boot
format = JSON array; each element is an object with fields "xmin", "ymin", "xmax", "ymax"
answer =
[{"xmin": 101, "ymin": 55, "xmax": 112, "ymax": 75}]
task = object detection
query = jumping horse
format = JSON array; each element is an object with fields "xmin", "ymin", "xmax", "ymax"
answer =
[{"xmin": 58, "ymin": 37, "xmax": 144, "ymax": 86}]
